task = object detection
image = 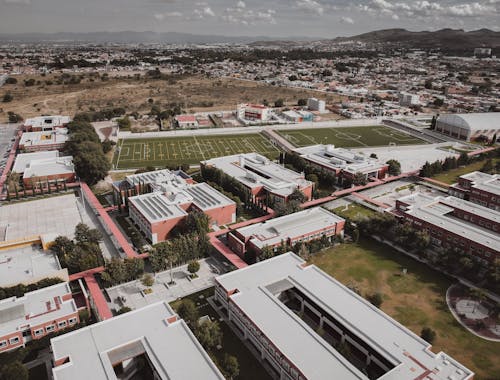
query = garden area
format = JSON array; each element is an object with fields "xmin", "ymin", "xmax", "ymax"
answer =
[{"xmin": 308, "ymin": 238, "xmax": 500, "ymax": 379}]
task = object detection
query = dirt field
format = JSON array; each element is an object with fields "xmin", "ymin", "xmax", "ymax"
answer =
[{"xmin": 0, "ymin": 73, "xmax": 341, "ymax": 121}]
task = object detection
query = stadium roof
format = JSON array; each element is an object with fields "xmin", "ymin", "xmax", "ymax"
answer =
[
  {"xmin": 437, "ymin": 113, "xmax": 500, "ymax": 132},
  {"xmin": 216, "ymin": 253, "xmax": 473, "ymax": 380},
  {"xmin": 51, "ymin": 301, "xmax": 224, "ymax": 380},
  {"xmin": 234, "ymin": 207, "xmax": 344, "ymax": 249}
]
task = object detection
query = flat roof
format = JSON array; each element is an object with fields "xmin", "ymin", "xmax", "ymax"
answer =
[
  {"xmin": 216, "ymin": 253, "xmax": 473, "ymax": 380},
  {"xmin": 398, "ymin": 194, "xmax": 500, "ymax": 250},
  {"xmin": 124, "ymin": 168, "xmax": 187, "ymax": 188},
  {"xmin": 235, "ymin": 207, "xmax": 344, "ymax": 249},
  {"xmin": 51, "ymin": 301, "xmax": 224, "ymax": 380},
  {"xmin": 295, "ymin": 144, "xmax": 387, "ymax": 175},
  {"xmin": 19, "ymin": 129, "xmax": 69, "ymax": 147},
  {"xmin": 0, "ymin": 245, "xmax": 64, "ymax": 288},
  {"xmin": 13, "ymin": 151, "xmax": 59, "ymax": 174},
  {"xmin": 23, "ymin": 156, "xmax": 74, "ymax": 179},
  {"xmin": 24, "ymin": 115, "xmax": 71, "ymax": 128},
  {"xmin": 203, "ymin": 153, "xmax": 311, "ymax": 197},
  {"xmin": 0, "ymin": 282, "xmax": 76, "ymax": 337},
  {"xmin": 458, "ymin": 171, "xmax": 500, "ymax": 197},
  {"xmin": 129, "ymin": 192, "xmax": 187, "ymax": 223}
]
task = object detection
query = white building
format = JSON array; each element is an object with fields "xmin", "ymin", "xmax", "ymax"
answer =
[
  {"xmin": 23, "ymin": 115, "xmax": 71, "ymax": 131},
  {"xmin": 435, "ymin": 113, "xmax": 500, "ymax": 142},
  {"xmin": 51, "ymin": 301, "xmax": 224, "ymax": 380},
  {"xmin": 307, "ymin": 98, "xmax": 326, "ymax": 113},
  {"xmin": 237, "ymin": 103, "xmax": 271, "ymax": 121},
  {"xmin": 398, "ymin": 92, "xmax": 420, "ymax": 107},
  {"xmin": 214, "ymin": 252, "xmax": 474, "ymax": 380}
]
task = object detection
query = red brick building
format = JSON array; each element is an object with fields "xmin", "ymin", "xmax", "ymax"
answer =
[
  {"xmin": 449, "ymin": 171, "xmax": 500, "ymax": 212},
  {"xmin": 0, "ymin": 283, "xmax": 81, "ymax": 353},
  {"xmin": 395, "ymin": 193, "xmax": 499, "ymax": 263}
]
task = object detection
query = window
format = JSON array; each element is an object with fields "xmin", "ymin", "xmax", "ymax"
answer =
[
  {"xmin": 9, "ymin": 337, "xmax": 19, "ymax": 345},
  {"xmin": 58, "ymin": 321, "xmax": 67, "ymax": 328},
  {"xmin": 68, "ymin": 318, "xmax": 77, "ymax": 325},
  {"xmin": 34, "ymin": 329, "xmax": 44, "ymax": 337},
  {"xmin": 45, "ymin": 325, "xmax": 55, "ymax": 333},
  {"xmin": 0, "ymin": 341, "xmax": 6, "ymax": 348}
]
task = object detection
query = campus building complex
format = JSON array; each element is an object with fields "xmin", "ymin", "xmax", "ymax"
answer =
[
  {"xmin": 214, "ymin": 253, "xmax": 473, "ymax": 380},
  {"xmin": 228, "ymin": 207, "xmax": 345, "ymax": 258},
  {"xmin": 19, "ymin": 128, "xmax": 69, "ymax": 152},
  {"xmin": 0, "ymin": 283, "xmax": 80, "ymax": 353},
  {"xmin": 13, "ymin": 151, "xmax": 75, "ymax": 189},
  {"xmin": 395, "ymin": 193, "xmax": 500, "ymax": 263},
  {"xmin": 449, "ymin": 171, "xmax": 500, "ymax": 211},
  {"xmin": 119, "ymin": 169, "xmax": 236, "ymax": 243},
  {"xmin": 295, "ymin": 145, "xmax": 389, "ymax": 184},
  {"xmin": 23, "ymin": 115, "xmax": 70, "ymax": 132},
  {"xmin": 434, "ymin": 113, "xmax": 500, "ymax": 142},
  {"xmin": 202, "ymin": 153, "xmax": 313, "ymax": 204},
  {"xmin": 237, "ymin": 103, "xmax": 271, "ymax": 121},
  {"xmin": 51, "ymin": 301, "xmax": 224, "ymax": 380}
]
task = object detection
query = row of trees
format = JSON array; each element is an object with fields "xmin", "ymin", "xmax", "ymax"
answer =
[
  {"xmin": 420, "ymin": 153, "xmax": 470, "ymax": 177},
  {"xmin": 101, "ymin": 257, "xmax": 145, "ymax": 287},
  {"xmin": 0, "ymin": 278, "xmax": 63, "ymax": 301},
  {"xmin": 51, "ymin": 223, "xmax": 105, "ymax": 274},
  {"xmin": 176, "ymin": 299, "xmax": 239, "ymax": 379},
  {"xmin": 63, "ymin": 119, "xmax": 111, "ymax": 185}
]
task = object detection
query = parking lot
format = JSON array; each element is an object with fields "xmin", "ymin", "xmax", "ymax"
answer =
[{"xmin": 106, "ymin": 257, "xmax": 225, "ymax": 312}]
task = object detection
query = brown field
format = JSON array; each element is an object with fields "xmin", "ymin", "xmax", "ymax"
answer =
[{"xmin": 0, "ymin": 73, "xmax": 341, "ymax": 121}]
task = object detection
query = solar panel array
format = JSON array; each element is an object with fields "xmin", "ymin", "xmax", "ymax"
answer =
[
  {"xmin": 134, "ymin": 195, "xmax": 175, "ymax": 220},
  {"xmin": 184, "ymin": 185, "xmax": 222, "ymax": 209}
]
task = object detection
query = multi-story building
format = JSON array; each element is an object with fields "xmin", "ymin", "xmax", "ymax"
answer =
[
  {"xmin": 19, "ymin": 128, "xmax": 69, "ymax": 152},
  {"xmin": 13, "ymin": 151, "xmax": 75, "ymax": 189},
  {"xmin": 307, "ymin": 97, "xmax": 326, "ymax": 113},
  {"xmin": 395, "ymin": 193, "xmax": 499, "ymax": 263},
  {"xmin": 23, "ymin": 115, "xmax": 70, "ymax": 132},
  {"xmin": 398, "ymin": 92, "xmax": 420, "ymax": 106},
  {"xmin": 237, "ymin": 103, "xmax": 271, "ymax": 121},
  {"xmin": 174, "ymin": 114, "xmax": 199, "ymax": 129},
  {"xmin": 228, "ymin": 207, "xmax": 345, "ymax": 259},
  {"xmin": 294, "ymin": 145, "xmax": 389, "ymax": 184},
  {"xmin": 202, "ymin": 153, "xmax": 313, "ymax": 205},
  {"xmin": 449, "ymin": 171, "xmax": 500, "ymax": 211},
  {"xmin": 124, "ymin": 170, "xmax": 236, "ymax": 243},
  {"xmin": 0, "ymin": 283, "xmax": 80, "ymax": 353},
  {"xmin": 51, "ymin": 301, "xmax": 224, "ymax": 380},
  {"xmin": 214, "ymin": 252, "xmax": 473, "ymax": 380}
]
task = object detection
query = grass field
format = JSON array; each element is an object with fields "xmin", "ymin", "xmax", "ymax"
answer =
[
  {"xmin": 113, "ymin": 133, "xmax": 281, "ymax": 169},
  {"xmin": 432, "ymin": 159, "xmax": 499, "ymax": 184},
  {"xmin": 278, "ymin": 125, "xmax": 426, "ymax": 148},
  {"xmin": 309, "ymin": 239, "xmax": 500, "ymax": 379}
]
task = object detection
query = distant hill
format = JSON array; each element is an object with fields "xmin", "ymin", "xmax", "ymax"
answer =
[{"xmin": 331, "ymin": 28, "xmax": 500, "ymax": 49}]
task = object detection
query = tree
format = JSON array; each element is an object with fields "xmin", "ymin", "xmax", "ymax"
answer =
[
  {"xmin": 2, "ymin": 93, "xmax": 13, "ymax": 103},
  {"xmin": 352, "ymin": 172, "xmax": 367, "ymax": 186},
  {"xmin": 187, "ymin": 260, "xmax": 200, "ymax": 276},
  {"xmin": 481, "ymin": 159, "xmax": 494, "ymax": 174},
  {"xmin": 366, "ymin": 292, "xmax": 383, "ymax": 308},
  {"xmin": 141, "ymin": 273, "xmax": 155, "ymax": 287},
  {"xmin": 222, "ymin": 355, "xmax": 240, "ymax": 380},
  {"xmin": 196, "ymin": 320, "xmax": 222, "ymax": 351},
  {"xmin": 457, "ymin": 152, "xmax": 469, "ymax": 166},
  {"xmin": 274, "ymin": 98, "xmax": 284, "ymax": 107},
  {"xmin": 102, "ymin": 139, "xmax": 115, "ymax": 154},
  {"xmin": 386, "ymin": 159, "xmax": 401, "ymax": 176},
  {"xmin": 306, "ymin": 173, "xmax": 319, "ymax": 188},
  {"xmin": 420, "ymin": 327, "xmax": 436, "ymax": 344},
  {"xmin": 101, "ymin": 257, "xmax": 127, "ymax": 285},
  {"xmin": 185, "ymin": 210, "xmax": 210, "ymax": 235},
  {"xmin": 370, "ymin": 153, "xmax": 378, "ymax": 159},
  {"xmin": 116, "ymin": 116, "xmax": 131, "ymax": 130},
  {"xmin": 1, "ymin": 361, "xmax": 28, "ymax": 380},
  {"xmin": 297, "ymin": 98, "xmax": 307, "ymax": 106},
  {"xmin": 433, "ymin": 98, "xmax": 444, "ymax": 107},
  {"xmin": 5, "ymin": 77, "xmax": 17, "ymax": 84},
  {"xmin": 75, "ymin": 223, "xmax": 102, "ymax": 245},
  {"xmin": 7, "ymin": 111, "xmax": 22, "ymax": 123},
  {"xmin": 51, "ymin": 236, "xmax": 75, "ymax": 267},
  {"xmin": 288, "ymin": 75, "xmax": 298, "ymax": 81},
  {"xmin": 288, "ymin": 188, "xmax": 307, "ymax": 203},
  {"xmin": 177, "ymin": 299, "xmax": 198, "ymax": 326},
  {"xmin": 116, "ymin": 306, "xmax": 132, "ymax": 315}
]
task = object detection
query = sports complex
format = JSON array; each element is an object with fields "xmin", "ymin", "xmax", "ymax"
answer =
[
  {"xmin": 277, "ymin": 125, "xmax": 425, "ymax": 147},
  {"xmin": 112, "ymin": 125, "xmax": 427, "ymax": 169}
]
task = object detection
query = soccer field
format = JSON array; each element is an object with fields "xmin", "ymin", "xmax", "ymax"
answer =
[
  {"xmin": 277, "ymin": 125, "xmax": 426, "ymax": 148},
  {"xmin": 113, "ymin": 133, "xmax": 281, "ymax": 169}
]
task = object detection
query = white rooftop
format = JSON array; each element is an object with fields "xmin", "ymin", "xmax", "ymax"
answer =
[
  {"xmin": 0, "ymin": 282, "xmax": 76, "ymax": 337},
  {"xmin": 13, "ymin": 151, "xmax": 59, "ymax": 174},
  {"xmin": 295, "ymin": 144, "xmax": 387, "ymax": 175},
  {"xmin": 14, "ymin": 151, "xmax": 74, "ymax": 178},
  {"xmin": 458, "ymin": 171, "xmax": 500, "ymax": 197},
  {"xmin": 0, "ymin": 246, "xmax": 65, "ymax": 288},
  {"xmin": 398, "ymin": 193, "xmax": 500, "ymax": 251},
  {"xmin": 235, "ymin": 207, "xmax": 344, "ymax": 249},
  {"xmin": 51, "ymin": 301, "xmax": 224, "ymax": 380},
  {"xmin": 437, "ymin": 113, "xmax": 500, "ymax": 132},
  {"xmin": 24, "ymin": 115, "xmax": 70, "ymax": 130},
  {"xmin": 19, "ymin": 128, "xmax": 69, "ymax": 148},
  {"xmin": 216, "ymin": 253, "xmax": 473, "ymax": 380},
  {"xmin": 203, "ymin": 153, "xmax": 311, "ymax": 197}
]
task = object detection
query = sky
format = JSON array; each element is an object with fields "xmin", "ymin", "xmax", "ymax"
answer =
[{"xmin": 0, "ymin": 0, "xmax": 499, "ymax": 37}]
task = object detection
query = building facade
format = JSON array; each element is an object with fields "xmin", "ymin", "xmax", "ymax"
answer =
[
  {"xmin": 307, "ymin": 98, "xmax": 326, "ymax": 113},
  {"xmin": 237, "ymin": 103, "xmax": 271, "ymax": 121},
  {"xmin": 0, "ymin": 283, "xmax": 80, "ymax": 353},
  {"xmin": 434, "ymin": 113, "xmax": 500, "ymax": 142},
  {"xmin": 449, "ymin": 171, "xmax": 500, "ymax": 211}
]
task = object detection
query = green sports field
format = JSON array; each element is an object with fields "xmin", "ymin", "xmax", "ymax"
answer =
[
  {"xmin": 113, "ymin": 133, "xmax": 281, "ymax": 169},
  {"xmin": 277, "ymin": 125, "xmax": 426, "ymax": 148}
]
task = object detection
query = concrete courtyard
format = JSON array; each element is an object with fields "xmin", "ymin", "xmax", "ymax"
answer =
[{"xmin": 106, "ymin": 257, "xmax": 225, "ymax": 312}]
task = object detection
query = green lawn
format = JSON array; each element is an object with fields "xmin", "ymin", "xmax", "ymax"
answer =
[
  {"xmin": 277, "ymin": 125, "xmax": 426, "ymax": 148},
  {"xmin": 113, "ymin": 133, "xmax": 281, "ymax": 169},
  {"xmin": 432, "ymin": 159, "xmax": 499, "ymax": 184},
  {"xmin": 332, "ymin": 203, "xmax": 376, "ymax": 220},
  {"xmin": 309, "ymin": 239, "xmax": 500, "ymax": 379}
]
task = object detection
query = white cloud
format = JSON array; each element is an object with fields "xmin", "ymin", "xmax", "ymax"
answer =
[
  {"xmin": 3, "ymin": 0, "xmax": 31, "ymax": 4},
  {"xmin": 295, "ymin": 0, "xmax": 324, "ymax": 15},
  {"xmin": 221, "ymin": 6, "xmax": 276, "ymax": 25},
  {"xmin": 236, "ymin": 1, "xmax": 245, "ymax": 8},
  {"xmin": 340, "ymin": 16, "xmax": 354, "ymax": 24},
  {"xmin": 154, "ymin": 11, "xmax": 183, "ymax": 21}
]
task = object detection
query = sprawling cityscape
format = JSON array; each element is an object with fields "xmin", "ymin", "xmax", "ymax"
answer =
[{"xmin": 0, "ymin": 1, "xmax": 498, "ymax": 379}]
